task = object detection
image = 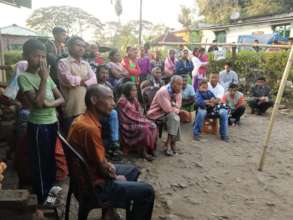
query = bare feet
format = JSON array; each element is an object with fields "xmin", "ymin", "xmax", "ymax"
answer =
[
  {"xmin": 34, "ymin": 209, "xmax": 46, "ymax": 220},
  {"xmin": 102, "ymin": 208, "xmax": 122, "ymax": 220},
  {"xmin": 171, "ymin": 141, "xmax": 177, "ymax": 154}
]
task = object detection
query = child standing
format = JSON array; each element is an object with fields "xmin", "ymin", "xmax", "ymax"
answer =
[{"xmin": 18, "ymin": 39, "xmax": 64, "ymax": 206}]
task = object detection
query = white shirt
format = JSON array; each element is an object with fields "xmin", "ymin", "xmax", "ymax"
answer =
[
  {"xmin": 191, "ymin": 56, "xmax": 202, "ymax": 77},
  {"xmin": 219, "ymin": 69, "xmax": 239, "ymax": 91},
  {"xmin": 208, "ymin": 82, "xmax": 225, "ymax": 99}
]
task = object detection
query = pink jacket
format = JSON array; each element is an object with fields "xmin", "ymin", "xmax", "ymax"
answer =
[
  {"xmin": 147, "ymin": 85, "xmax": 182, "ymax": 120},
  {"xmin": 164, "ymin": 57, "xmax": 177, "ymax": 76}
]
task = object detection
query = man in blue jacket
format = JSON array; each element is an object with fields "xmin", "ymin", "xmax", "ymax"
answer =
[
  {"xmin": 193, "ymin": 80, "xmax": 229, "ymax": 142},
  {"xmin": 175, "ymin": 49, "xmax": 194, "ymax": 77}
]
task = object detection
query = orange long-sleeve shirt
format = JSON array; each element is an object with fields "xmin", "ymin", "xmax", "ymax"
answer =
[{"xmin": 68, "ymin": 111, "xmax": 115, "ymax": 186}]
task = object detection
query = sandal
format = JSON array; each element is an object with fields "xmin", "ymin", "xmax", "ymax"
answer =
[
  {"xmin": 111, "ymin": 150, "xmax": 123, "ymax": 161},
  {"xmin": 143, "ymin": 148, "xmax": 154, "ymax": 161},
  {"xmin": 143, "ymin": 153, "xmax": 154, "ymax": 161}
]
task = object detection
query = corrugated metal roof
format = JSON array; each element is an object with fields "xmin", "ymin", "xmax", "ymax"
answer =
[{"xmin": 0, "ymin": 24, "xmax": 45, "ymax": 37}]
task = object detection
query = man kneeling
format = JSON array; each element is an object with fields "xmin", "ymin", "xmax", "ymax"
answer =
[
  {"xmin": 68, "ymin": 85, "xmax": 155, "ymax": 220},
  {"xmin": 193, "ymin": 80, "xmax": 229, "ymax": 142}
]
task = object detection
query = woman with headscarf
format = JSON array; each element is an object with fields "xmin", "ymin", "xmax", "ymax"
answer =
[
  {"xmin": 164, "ymin": 49, "xmax": 177, "ymax": 78},
  {"xmin": 107, "ymin": 48, "xmax": 128, "ymax": 88},
  {"xmin": 117, "ymin": 82, "xmax": 158, "ymax": 161}
]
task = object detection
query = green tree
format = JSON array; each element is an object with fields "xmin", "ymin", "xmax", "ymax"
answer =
[
  {"xmin": 178, "ymin": 6, "xmax": 193, "ymax": 29},
  {"xmin": 282, "ymin": 0, "xmax": 293, "ymax": 10},
  {"xmin": 197, "ymin": 0, "xmax": 240, "ymax": 24},
  {"xmin": 95, "ymin": 21, "xmax": 137, "ymax": 51},
  {"xmin": 243, "ymin": 0, "xmax": 282, "ymax": 16},
  {"xmin": 144, "ymin": 24, "xmax": 169, "ymax": 42},
  {"xmin": 26, "ymin": 6, "xmax": 102, "ymax": 35},
  {"xmin": 196, "ymin": 0, "xmax": 293, "ymax": 24},
  {"xmin": 95, "ymin": 20, "xmax": 168, "ymax": 51}
]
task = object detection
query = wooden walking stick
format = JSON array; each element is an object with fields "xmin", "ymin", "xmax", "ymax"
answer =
[{"xmin": 258, "ymin": 45, "xmax": 293, "ymax": 171}]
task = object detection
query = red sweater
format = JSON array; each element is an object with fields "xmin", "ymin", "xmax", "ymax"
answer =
[{"xmin": 121, "ymin": 57, "xmax": 141, "ymax": 82}]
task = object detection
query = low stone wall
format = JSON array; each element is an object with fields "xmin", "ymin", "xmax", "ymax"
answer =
[{"xmin": 0, "ymin": 190, "xmax": 37, "ymax": 220}]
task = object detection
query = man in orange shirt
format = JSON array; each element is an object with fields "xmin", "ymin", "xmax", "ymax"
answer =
[{"xmin": 68, "ymin": 84, "xmax": 155, "ymax": 220}]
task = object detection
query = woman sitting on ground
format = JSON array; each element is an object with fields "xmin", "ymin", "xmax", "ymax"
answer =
[{"xmin": 117, "ymin": 82, "xmax": 158, "ymax": 161}]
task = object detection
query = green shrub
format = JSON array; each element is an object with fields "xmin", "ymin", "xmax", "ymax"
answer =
[
  {"xmin": 3, "ymin": 51, "xmax": 22, "ymax": 81},
  {"xmin": 4, "ymin": 50, "xmax": 22, "ymax": 65},
  {"xmin": 207, "ymin": 50, "xmax": 293, "ymax": 96}
]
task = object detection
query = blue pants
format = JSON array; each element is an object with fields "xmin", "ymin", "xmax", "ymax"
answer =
[
  {"xmin": 96, "ymin": 164, "xmax": 155, "ymax": 220},
  {"xmin": 101, "ymin": 109, "xmax": 119, "ymax": 150},
  {"xmin": 193, "ymin": 108, "xmax": 228, "ymax": 138},
  {"xmin": 27, "ymin": 122, "xmax": 57, "ymax": 203}
]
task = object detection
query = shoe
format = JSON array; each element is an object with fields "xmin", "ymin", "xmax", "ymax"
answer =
[
  {"xmin": 165, "ymin": 148, "xmax": 174, "ymax": 156},
  {"xmin": 221, "ymin": 136, "xmax": 230, "ymax": 142},
  {"xmin": 43, "ymin": 186, "xmax": 63, "ymax": 208}
]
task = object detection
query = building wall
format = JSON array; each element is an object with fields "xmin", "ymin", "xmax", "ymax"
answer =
[
  {"xmin": 199, "ymin": 21, "xmax": 293, "ymax": 44},
  {"xmin": 201, "ymin": 30, "xmax": 216, "ymax": 44},
  {"xmin": 226, "ymin": 24, "xmax": 273, "ymax": 43},
  {"xmin": 1, "ymin": 35, "xmax": 35, "ymax": 51}
]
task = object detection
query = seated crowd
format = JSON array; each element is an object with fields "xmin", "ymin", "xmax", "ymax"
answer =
[{"xmin": 0, "ymin": 26, "xmax": 275, "ymax": 219}]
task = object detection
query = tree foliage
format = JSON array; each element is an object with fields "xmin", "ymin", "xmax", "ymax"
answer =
[
  {"xmin": 111, "ymin": 0, "xmax": 123, "ymax": 17},
  {"xmin": 95, "ymin": 20, "xmax": 168, "ymax": 51},
  {"xmin": 196, "ymin": 0, "xmax": 293, "ymax": 24},
  {"xmin": 26, "ymin": 6, "xmax": 102, "ymax": 35},
  {"xmin": 178, "ymin": 6, "xmax": 193, "ymax": 29},
  {"xmin": 197, "ymin": 0, "xmax": 240, "ymax": 24},
  {"xmin": 243, "ymin": 0, "xmax": 282, "ymax": 17}
]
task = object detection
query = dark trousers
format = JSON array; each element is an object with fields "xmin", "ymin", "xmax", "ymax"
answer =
[
  {"xmin": 62, "ymin": 116, "xmax": 77, "ymax": 137},
  {"xmin": 27, "ymin": 122, "xmax": 57, "ymax": 203},
  {"xmin": 248, "ymin": 100, "xmax": 274, "ymax": 114},
  {"xmin": 230, "ymin": 106, "xmax": 246, "ymax": 123},
  {"xmin": 96, "ymin": 164, "xmax": 155, "ymax": 220}
]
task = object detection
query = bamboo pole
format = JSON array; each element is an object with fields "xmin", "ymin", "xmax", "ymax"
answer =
[
  {"xmin": 0, "ymin": 29, "xmax": 6, "ymax": 83},
  {"xmin": 138, "ymin": 0, "xmax": 143, "ymax": 47},
  {"xmin": 157, "ymin": 41, "xmax": 292, "ymax": 49},
  {"xmin": 258, "ymin": 45, "xmax": 293, "ymax": 171}
]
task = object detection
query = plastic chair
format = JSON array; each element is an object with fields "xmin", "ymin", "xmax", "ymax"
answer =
[
  {"xmin": 203, "ymin": 118, "xmax": 218, "ymax": 135},
  {"xmin": 57, "ymin": 132, "xmax": 110, "ymax": 220}
]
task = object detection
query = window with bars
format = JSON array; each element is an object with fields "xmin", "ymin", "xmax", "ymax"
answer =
[
  {"xmin": 215, "ymin": 31, "xmax": 227, "ymax": 43},
  {"xmin": 273, "ymin": 24, "xmax": 291, "ymax": 38}
]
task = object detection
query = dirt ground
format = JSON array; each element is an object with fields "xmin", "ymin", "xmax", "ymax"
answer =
[{"xmin": 2, "ymin": 111, "xmax": 293, "ymax": 220}]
